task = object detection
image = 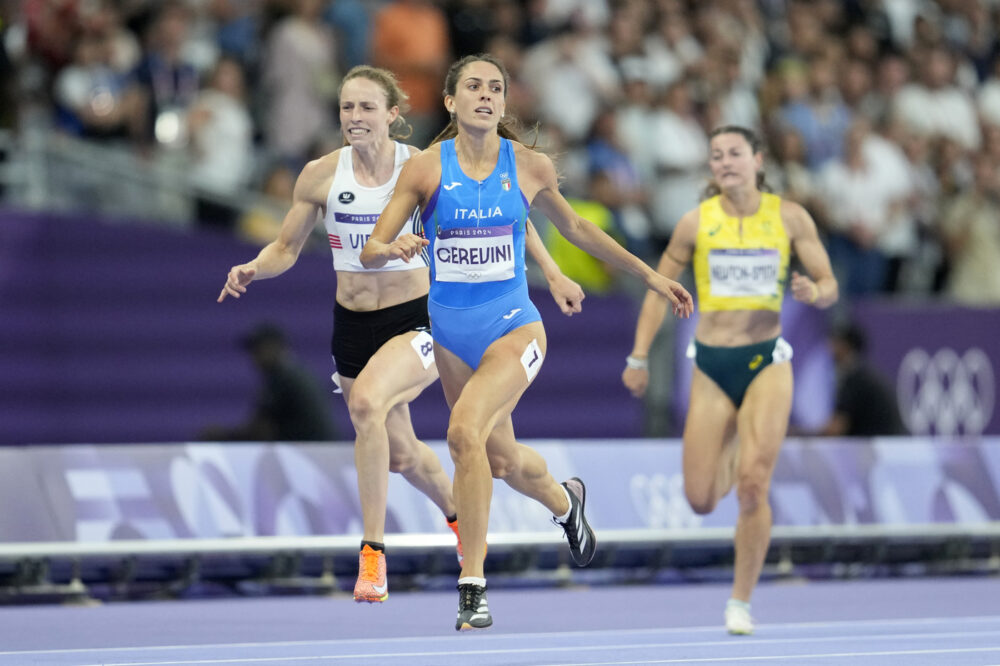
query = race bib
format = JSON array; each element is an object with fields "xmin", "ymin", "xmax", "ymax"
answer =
[
  {"xmin": 708, "ymin": 249, "xmax": 780, "ymax": 298},
  {"xmin": 434, "ymin": 225, "xmax": 515, "ymax": 283},
  {"xmin": 409, "ymin": 330, "xmax": 435, "ymax": 369},
  {"xmin": 330, "ymin": 212, "xmax": 411, "ymax": 271},
  {"xmin": 520, "ymin": 338, "xmax": 543, "ymax": 382}
]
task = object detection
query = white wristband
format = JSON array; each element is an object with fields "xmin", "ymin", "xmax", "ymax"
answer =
[{"xmin": 625, "ymin": 355, "xmax": 648, "ymax": 370}]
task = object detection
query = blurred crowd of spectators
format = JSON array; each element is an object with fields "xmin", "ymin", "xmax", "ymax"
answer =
[{"xmin": 4, "ymin": 0, "xmax": 1000, "ymax": 305}]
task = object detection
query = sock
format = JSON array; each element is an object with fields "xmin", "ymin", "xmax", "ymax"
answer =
[
  {"xmin": 727, "ymin": 598, "xmax": 750, "ymax": 612},
  {"xmin": 446, "ymin": 514, "xmax": 457, "ymax": 524},
  {"xmin": 361, "ymin": 540, "xmax": 384, "ymax": 552},
  {"xmin": 458, "ymin": 576, "xmax": 486, "ymax": 588},
  {"xmin": 553, "ymin": 485, "xmax": 572, "ymax": 522}
]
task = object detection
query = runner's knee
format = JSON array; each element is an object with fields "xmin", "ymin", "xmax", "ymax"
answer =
[
  {"xmin": 486, "ymin": 447, "xmax": 521, "ymax": 479},
  {"xmin": 347, "ymin": 389, "xmax": 383, "ymax": 427},
  {"xmin": 685, "ymin": 479, "xmax": 718, "ymax": 515},
  {"xmin": 447, "ymin": 420, "xmax": 483, "ymax": 463},
  {"xmin": 388, "ymin": 447, "xmax": 418, "ymax": 474},
  {"xmin": 735, "ymin": 467, "xmax": 769, "ymax": 513}
]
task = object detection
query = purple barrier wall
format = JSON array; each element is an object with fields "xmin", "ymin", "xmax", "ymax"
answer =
[
  {"xmin": 851, "ymin": 301, "xmax": 999, "ymax": 436},
  {"xmin": 0, "ymin": 210, "xmax": 642, "ymax": 444},
  {"xmin": 3, "ymin": 438, "xmax": 999, "ymax": 542},
  {"xmin": 11, "ymin": 210, "xmax": 991, "ymax": 445}
]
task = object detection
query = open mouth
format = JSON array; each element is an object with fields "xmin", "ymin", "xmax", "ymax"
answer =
[
  {"xmin": 474, "ymin": 107, "xmax": 493, "ymax": 115},
  {"xmin": 347, "ymin": 127, "xmax": 369, "ymax": 136}
]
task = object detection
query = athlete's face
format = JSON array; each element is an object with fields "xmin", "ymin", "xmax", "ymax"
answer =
[
  {"xmin": 446, "ymin": 60, "xmax": 506, "ymax": 130},
  {"xmin": 708, "ymin": 132, "xmax": 762, "ymax": 190},
  {"xmin": 339, "ymin": 76, "xmax": 398, "ymax": 146}
]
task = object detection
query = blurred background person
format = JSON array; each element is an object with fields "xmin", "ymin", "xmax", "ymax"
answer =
[
  {"xmin": 187, "ymin": 55, "xmax": 254, "ymax": 230},
  {"xmin": 544, "ymin": 169, "xmax": 622, "ymax": 295},
  {"xmin": 237, "ymin": 162, "xmax": 297, "ymax": 246},
  {"xmin": 52, "ymin": 33, "xmax": 133, "ymax": 141},
  {"xmin": 200, "ymin": 323, "xmax": 338, "ymax": 443},
  {"xmin": 647, "ymin": 78, "xmax": 707, "ymax": 253},
  {"xmin": 814, "ymin": 118, "xmax": 912, "ymax": 296},
  {"xmin": 765, "ymin": 125, "xmax": 818, "ymax": 213},
  {"xmin": 585, "ymin": 107, "xmax": 653, "ymax": 262},
  {"xmin": 324, "ymin": 0, "xmax": 372, "ymax": 71},
  {"xmin": 521, "ymin": 16, "xmax": 620, "ymax": 145},
  {"xmin": 938, "ymin": 153, "xmax": 1000, "ymax": 307},
  {"xmin": 122, "ymin": 1, "xmax": 200, "ymax": 151},
  {"xmin": 370, "ymin": 0, "xmax": 451, "ymax": 147},
  {"xmin": 775, "ymin": 55, "xmax": 853, "ymax": 171},
  {"xmin": 893, "ymin": 45, "xmax": 981, "ymax": 153},
  {"xmin": 260, "ymin": 0, "xmax": 339, "ymax": 169},
  {"xmin": 818, "ymin": 321, "xmax": 906, "ymax": 437}
]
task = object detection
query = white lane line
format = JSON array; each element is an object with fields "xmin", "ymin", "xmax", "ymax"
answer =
[
  {"xmin": 6, "ymin": 614, "xmax": 1000, "ymax": 657},
  {"xmin": 74, "ymin": 630, "xmax": 1000, "ymax": 666},
  {"xmin": 540, "ymin": 646, "xmax": 1000, "ymax": 665}
]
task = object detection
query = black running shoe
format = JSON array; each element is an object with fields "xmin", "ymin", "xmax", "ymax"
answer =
[
  {"xmin": 455, "ymin": 583, "xmax": 492, "ymax": 631},
  {"xmin": 555, "ymin": 477, "xmax": 597, "ymax": 566}
]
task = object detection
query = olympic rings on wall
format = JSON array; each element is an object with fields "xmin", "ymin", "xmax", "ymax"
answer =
[{"xmin": 897, "ymin": 347, "xmax": 995, "ymax": 436}]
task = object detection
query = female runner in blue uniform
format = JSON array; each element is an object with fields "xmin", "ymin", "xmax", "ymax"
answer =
[
  {"xmin": 219, "ymin": 65, "xmax": 584, "ymax": 605},
  {"xmin": 361, "ymin": 54, "xmax": 693, "ymax": 630}
]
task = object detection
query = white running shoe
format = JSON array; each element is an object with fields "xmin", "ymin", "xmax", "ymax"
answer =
[
  {"xmin": 455, "ymin": 583, "xmax": 492, "ymax": 631},
  {"xmin": 725, "ymin": 602, "xmax": 754, "ymax": 635}
]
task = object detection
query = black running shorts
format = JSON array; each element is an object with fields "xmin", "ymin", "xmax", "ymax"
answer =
[{"xmin": 331, "ymin": 295, "xmax": 430, "ymax": 379}]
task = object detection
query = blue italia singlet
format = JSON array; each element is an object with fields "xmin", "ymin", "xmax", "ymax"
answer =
[{"xmin": 420, "ymin": 138, "xmax": 541, "ymax": 368}]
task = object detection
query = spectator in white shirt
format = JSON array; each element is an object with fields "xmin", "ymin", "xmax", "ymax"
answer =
[
  {"xmin": 647, "ymin": 78, "xmax": 708, "ymax": 250},
  {"xmin": 893, "ymin": 45, "xmax": 981, "ymax": 151},
  {"xmin": 816, "ymin": 118, "xmax": 913, "ymax": 295},
  {"xmin": 521, "ymin": 20, "xmax": 620, "ymax": 143},
  {"xmin": 188, "ymin": 56, "xmax": 254, "ymax": 229}
]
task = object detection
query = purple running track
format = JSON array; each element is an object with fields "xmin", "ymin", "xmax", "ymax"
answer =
[{"xmin": 0, "ymin": 577, "xmax": 998, "ymax": 665}]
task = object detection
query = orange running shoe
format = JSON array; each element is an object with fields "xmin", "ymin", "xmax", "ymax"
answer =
[
  {"xmin": 353, "ymin": 545, "xmax": 388, "ymax": 603},
  {"xmin": 446, "ymin": 518, "xmax": 486, "ymax": 567},
  {"xmin": 447, "ymin": 519, "xmax": 464, "ymax": 566}
]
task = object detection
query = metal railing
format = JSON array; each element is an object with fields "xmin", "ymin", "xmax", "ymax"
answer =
[
  {"xmin": 1, "ymin": 524, "xmax": 998, "ymax": 602},
  {"xmin": 0, "ymin": 126, "xmax": 286, "ymax": 230}
]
